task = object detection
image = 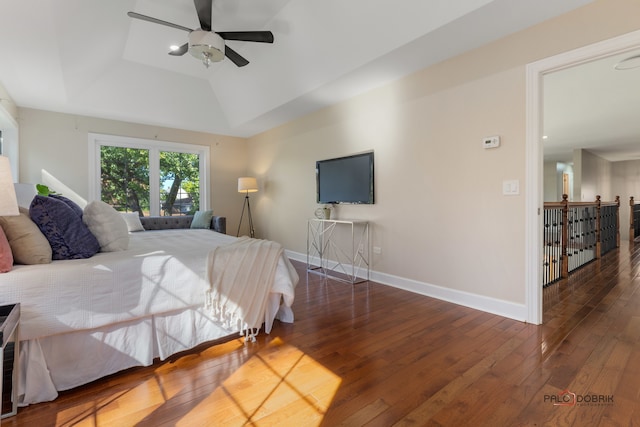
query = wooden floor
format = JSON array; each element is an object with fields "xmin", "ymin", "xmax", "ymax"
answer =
[{"xmin": 8, "ymin": 242, "xmax": 640, "ymax": 426}]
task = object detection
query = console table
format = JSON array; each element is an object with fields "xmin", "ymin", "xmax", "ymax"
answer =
[
  {"xmin": 0, "ymin": 304, "xmax": 19, "ymax": 421},
  {"xmin": 307, "ymin": 219, "xmax": 370, "ymax": 284}
]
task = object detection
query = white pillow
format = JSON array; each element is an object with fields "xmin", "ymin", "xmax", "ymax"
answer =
[
  {"xmin": 83, "ymin": 201, "xmax": 130, "ymax": 251},
  {"xmin": 121, "ymin": 212, "xmax": 145, "ymax": 232}
]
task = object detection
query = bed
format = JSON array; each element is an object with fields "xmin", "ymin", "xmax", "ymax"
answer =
[{"xmin": 0, "ymin": 225, "xmax": 299, "ymax": 406}]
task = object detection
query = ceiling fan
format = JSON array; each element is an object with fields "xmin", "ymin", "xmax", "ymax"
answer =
[{"xmin": 127, "ymin": 0, "xmax": 274, "ymax": 68}]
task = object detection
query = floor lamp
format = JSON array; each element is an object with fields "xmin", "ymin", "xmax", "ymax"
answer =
[{"xmin": 236, "ymin": 177, "xmax": 258, "ymax": 238}]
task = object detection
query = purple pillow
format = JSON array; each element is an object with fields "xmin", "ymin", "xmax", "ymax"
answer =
[
  {"xmin": 29, "ymin": 195, "xmax": 100, "ymax": 260},
  {"xmin": 50, "ymin": 194, "xmax": 84, "ymax": 218}
]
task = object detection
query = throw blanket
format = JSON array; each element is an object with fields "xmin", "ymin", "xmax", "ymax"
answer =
[{"xmin": 205, "ymin": 237, "xmax": 284, "ymax": 341}]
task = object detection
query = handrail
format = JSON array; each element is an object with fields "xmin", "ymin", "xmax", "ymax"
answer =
[{"xmin": 542, "ymin": 194, "xmax": 620, "ymax": 287}]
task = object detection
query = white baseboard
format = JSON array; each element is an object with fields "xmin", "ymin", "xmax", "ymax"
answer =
[{"xmin": 286, "ymin": 250, "xmax": 527, "ymax": 322}]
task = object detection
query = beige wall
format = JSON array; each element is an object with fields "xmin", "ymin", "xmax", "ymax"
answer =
[
  {"xmin": 543, "ymin": 162, "xmax": 559, "ymax": 202},
  {"xmin": 543, "ymin": 162, "xmax": 574, "ymax": 202},
  {"xmin": 612, "ymin": 159, "xmax": 640, "ymax": 241},
  {"xmin": 249, "ymin": 64, "xmax": 527, "ymax": 308},
  {"xmin": 575, "ymin": 149, "xmax": 613, "ymax": 201},
  {"xmin": 246, "ymin": 0, "xmax": 640, "ymax": 315},
  {"xmin": 17, "ymin": 108, "xmax": 249, "ymax": 232}
]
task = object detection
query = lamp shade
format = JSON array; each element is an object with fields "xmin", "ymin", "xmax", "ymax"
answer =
[
  {"xmin": 189, "ymin": 30, "xmax": 225, "ymax": 66},
  {"xmin": 0, "ymin": 156, "xmax": 19, "ymax": 216},
  {"xmin": 238, "ymin": 177, "xmax": 258, "ymax": 193}
]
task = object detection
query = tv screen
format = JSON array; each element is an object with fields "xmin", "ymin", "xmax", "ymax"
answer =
[{"xmin": 316, "ymin": 151, "xmax": 374, "ymax": 204}]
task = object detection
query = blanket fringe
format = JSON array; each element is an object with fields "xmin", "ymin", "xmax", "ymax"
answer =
[
  {"xmin": 243, "ymin": 327, "xmax": 260, "ymax": 343},
  {"xmin": 204, "ymin": 237, "xmax": 283, "ymax": 345},
  {"xmin": 205, "ymin": 289, "xmax": 261, "ymax": 344}
]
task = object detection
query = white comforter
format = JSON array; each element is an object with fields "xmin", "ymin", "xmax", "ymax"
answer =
[{"xmin": 0, "ymin": 229, "xmax": 298, "ymax": 340}]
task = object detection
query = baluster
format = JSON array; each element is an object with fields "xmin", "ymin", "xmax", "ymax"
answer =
[
  {"xmin": 615, "ymin": 196, "xmax": 620, "ymax": 248},
  {"xmin": 561, "ymin": 194, "xmax": 569, "ymax": 279},
  {"xmin": 630, "ymin": 196, "xmax": 635, "ymax": 243},
  {"xmin": 596, "ymin": 195, "xmax": 602, "ymax": 259}
]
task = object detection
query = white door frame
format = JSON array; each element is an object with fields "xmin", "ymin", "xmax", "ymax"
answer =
[{"xmin": 525, "ymin": 29, "xmax": 640, "ymax": 324}]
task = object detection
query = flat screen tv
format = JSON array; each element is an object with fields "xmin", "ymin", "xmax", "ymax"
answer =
[{"xmin": 316, "ymin": 151, "xmax": 374, "ymax": 204}]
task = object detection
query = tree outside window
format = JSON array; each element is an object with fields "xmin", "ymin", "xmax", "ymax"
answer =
[
  {"xmin": 160, "ymin": 151, "xmax": 200, "ymax": 216},
  {"xmin": 98, "ymin": 145, "xmax": 203, "ymax": 216},
  {"xmin": 100, "ymin": 146, "xmax": 149, "ymax": 215}
]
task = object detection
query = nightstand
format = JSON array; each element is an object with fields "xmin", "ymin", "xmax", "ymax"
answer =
[{"xmin": 0, "ymin": 304, "xmax": 19, "ymax": 421}]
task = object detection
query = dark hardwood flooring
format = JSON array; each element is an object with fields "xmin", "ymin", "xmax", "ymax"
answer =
[{"xmin": 8, "ymin": 241, "xmax": 640, "ymax": 426}]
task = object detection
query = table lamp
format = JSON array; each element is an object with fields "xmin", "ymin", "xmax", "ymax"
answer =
[{"xmin": 0, "ymin": 156, "xmax": 19, "ymax": 216}]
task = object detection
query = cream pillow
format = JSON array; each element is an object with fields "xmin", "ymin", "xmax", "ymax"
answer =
[
  {"xmin": 121, "ymin": 212, "xmax": 145, "ymax": 232},
  {"xmin": 83, "ymin": 201, "xmax": 130, "ymax": 252},
  {"xmin": 0, "ymin": 207, "xmax": 52, "ymax": 264}
]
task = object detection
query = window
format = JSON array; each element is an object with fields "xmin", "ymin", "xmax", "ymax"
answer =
[
  {"xmin": 159, "ymin": 151, "xmax": 201, "ymax": 216},
  {"xmin": 89, "ymin": 133, "xmax": 210, "ymax": 216}
]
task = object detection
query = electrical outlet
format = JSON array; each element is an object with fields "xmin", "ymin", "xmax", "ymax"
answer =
[{"xmin": 373, "ymin": 246, "xmax": 382, "ymax": 255}]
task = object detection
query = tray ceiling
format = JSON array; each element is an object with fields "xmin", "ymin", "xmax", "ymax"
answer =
[{"xmin": 0, "ymin": 0, "xmax": 593, "ymax": 137}]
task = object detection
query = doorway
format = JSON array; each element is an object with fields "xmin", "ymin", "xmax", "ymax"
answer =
[{"xmin": 525, "ymin": 29, "xmax": 640, "ymax": 324}]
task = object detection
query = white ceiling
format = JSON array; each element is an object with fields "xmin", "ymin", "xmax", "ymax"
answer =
[
  {"xmin": 544, "ymin": 48, "xmax": 640, "ymax": 163},
  {"xmin": 0, "ymin": 0, "xmax": 594, "ymax": 138}
]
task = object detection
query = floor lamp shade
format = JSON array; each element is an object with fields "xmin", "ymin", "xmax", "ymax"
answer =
[
  {"xmin": 238, "ymin": 177, "xmax": 258, "ymax": 193},
  {"xmin": 0, "ymin": 156, "xmax": 19, "ymax": 216}
]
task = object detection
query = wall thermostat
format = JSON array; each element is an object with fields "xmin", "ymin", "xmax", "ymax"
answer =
[{"xmin": 482, "ymin": 136, "xmax": 500, "ymax": 149}]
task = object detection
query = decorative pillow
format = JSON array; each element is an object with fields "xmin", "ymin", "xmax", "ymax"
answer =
[
  {"xmin": 83, "ymin": 201, "xmax": 130, "ymax": 252},
  {"xmin": 121, "ymin": 212, "xmax": 145, "ymax": 232},
  {"xmin": 191, "ymin": 210, "xmax": 214, "ymax": 229},
  {"xmin": 29, "ymin": 195, "xmax": 100, "ymax": 260},
  {"xmin": 50, "ymin": 194, "xmax": 84, "ymax": 218},
  {"xmin": 0, "ymin": 207, "xmax": 52, "ymax": 264},
  {"xmin": 0, "ymin": 227, "xmax": 13, "ymax": 273}
]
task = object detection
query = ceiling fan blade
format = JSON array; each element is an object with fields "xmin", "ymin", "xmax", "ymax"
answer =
[
  {"xmin": 127, "ymin": 11, "xmax": 192, "ymax": 33},
  {"xmin": 225, "ymin": 46, "xmax": 249, "ymax": 67},
  {"xmin": 169, "ymin": 43, "xmax": 189, "ymax": 56},
  {"xmin": 218, "ymin": 31, "xmax": 274, "ymax": 44},
  {"xmin": 194, "ymin": 0, "xmax": 212, "ymax": 31}
]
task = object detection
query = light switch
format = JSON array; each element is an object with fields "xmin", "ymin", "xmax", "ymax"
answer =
[{"xmin": 503, "ymin": 180, "xmax": 519, "ymax": 195}]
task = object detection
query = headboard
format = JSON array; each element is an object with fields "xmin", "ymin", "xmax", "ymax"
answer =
[{"xmin": 139, "ymin": 215, "xmax": 226, "ymax": 234}]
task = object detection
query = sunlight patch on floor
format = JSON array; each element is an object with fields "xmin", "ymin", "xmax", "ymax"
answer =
[
  {"xmin": 52, "ymin": 337, "xmax": 340, "ymax": 426},
  {"xmin": 55, "ymin": 382, "xmax": 170, "ymax": 427},
  {"xmin": 177, "ymin": 337, "xmax": 342, "ymax": 426}
]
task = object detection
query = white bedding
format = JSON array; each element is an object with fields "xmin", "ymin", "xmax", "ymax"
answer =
[
  {"xmin": 0, "ymin": 229, "xmax": 299, "ymax": 405},
  {"xmin": 2, "ymin": 229, "xmax": 296, "ymax": 339}
]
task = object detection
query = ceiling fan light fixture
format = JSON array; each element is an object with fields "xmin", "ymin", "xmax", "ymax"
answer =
[{"xmin": 189, "ymin": 30, "xmax": 225, "ymax": 68}]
